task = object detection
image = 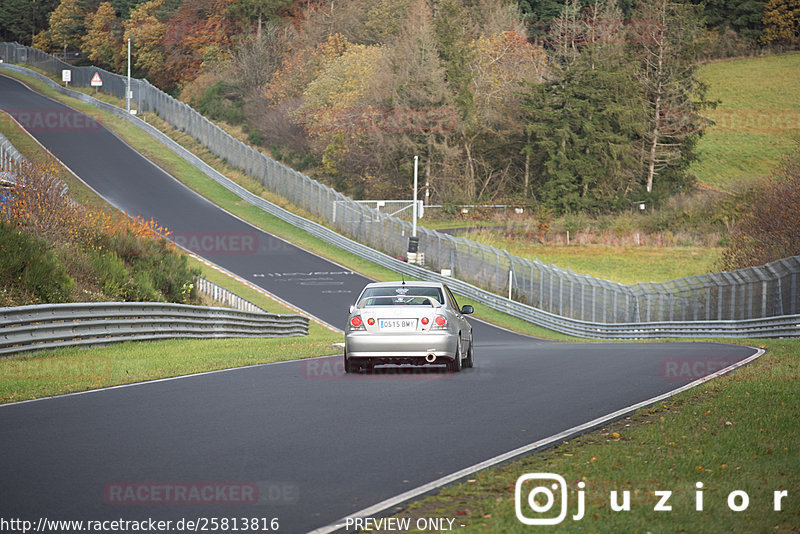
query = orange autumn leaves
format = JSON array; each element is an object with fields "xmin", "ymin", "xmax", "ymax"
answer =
[{"xmin": 0, "ymin": 161, "xmax": 168, "ymax": 250}]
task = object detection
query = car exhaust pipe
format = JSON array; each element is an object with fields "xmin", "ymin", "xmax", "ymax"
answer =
[{"xmin": 425, "ymin": 353, "xmax": 436, "ymax": 363}]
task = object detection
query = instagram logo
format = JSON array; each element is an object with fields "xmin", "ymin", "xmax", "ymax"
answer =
[{"xmin": 515, "ymin": 473, "xmax": 585, "ymax": 525}]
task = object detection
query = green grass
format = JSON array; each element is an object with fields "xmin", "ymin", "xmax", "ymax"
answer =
[
  {"xmin": 0, "ymin": 335, "xmax": 342, "ymax": 404},
  {"xmin": 0, "ymin": 250, "xmax": 343, "ymax": 405},
  {"xmin": 528, "ymin": 245, "xmax": 721, "ymax": 285},
  {"xmin": 368, "ymin": 339, "xmax": 800, "ymax": 533},
  {"xmin": 455, "ymin": 231, "xmax": 722, "ymax": 284},
  {"xmin": 691, "ymin": 53, "xmax": 800, "ymax": 190}
]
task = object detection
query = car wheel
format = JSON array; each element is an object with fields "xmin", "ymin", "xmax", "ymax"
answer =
[
  {"xmin": 450, "ymin": 339, "xmax": 462, "ymax": 372},
  {"xmin": 464, "ymin": 337, "xmax": 474, "ymax": 368},
  {"xmin": 343, "ymin": 353, "xmax": 358, "ymax": 374}
]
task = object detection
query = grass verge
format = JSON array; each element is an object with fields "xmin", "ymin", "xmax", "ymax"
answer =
[
  {"xmin": 367, "ymin": 339, "xmax": 799, "ymax": 533},
  {"xmin": 0, "ymin": 335, "xmax": 342, "ymax": 405}
]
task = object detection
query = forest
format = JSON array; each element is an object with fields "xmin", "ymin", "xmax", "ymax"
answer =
[{"xmin": 1, "ymin": 0, "xmax": 798, "ymax": 213}]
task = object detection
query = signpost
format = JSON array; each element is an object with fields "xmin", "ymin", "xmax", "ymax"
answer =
[
  {"xmin": 408, "ymin": 155, "xmax": 420, "ymax": 264},
  {"xmin": 90, "ymin": 72, "xmax": 102, "ymax": 94},
  {"xmin": 61, "ymin": 70, "xmax": 71, "ymax": 87}
]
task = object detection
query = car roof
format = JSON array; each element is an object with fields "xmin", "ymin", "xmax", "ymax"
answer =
[{"xmin": 362, "ymin": 281, "xmax": 445, "ymax": 289}]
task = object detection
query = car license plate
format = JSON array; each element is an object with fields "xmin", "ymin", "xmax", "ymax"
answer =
[{"xmin": 379, "ymin": 319, "xmax": 417, "ymax": 331}]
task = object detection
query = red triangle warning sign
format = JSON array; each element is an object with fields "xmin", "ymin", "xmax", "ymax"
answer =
[{"xmin": 91, "ymin": 72, "xmax": 102, "ymax": 86}]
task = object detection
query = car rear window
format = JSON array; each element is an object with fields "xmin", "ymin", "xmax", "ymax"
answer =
[
  {"xmin": 362, "ymin": 296, "xmax": 438, "ymax": 307},
  {"xmin": 359, "ymin": 286, "xmax": 444, "ymax": 307},
  {"xmin": 361, "ymin": 286, "xmax": 443, "ymax": 301}
]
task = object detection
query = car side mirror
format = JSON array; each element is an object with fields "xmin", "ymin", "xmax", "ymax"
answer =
[{"xmin": 461, "ymin": 305, "xmax": 474, "ymax": 315}]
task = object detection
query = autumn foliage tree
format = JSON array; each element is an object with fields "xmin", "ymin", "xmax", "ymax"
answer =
[
  {"xmin": 125, "ymin": 0, "xmax": 170, "ymax": 85},
  {"xmin": 82, "ymin": 2, "xmax": 125, "ymax": 71},
  {"xmin": 34, "ymin": 0, "xmax": 87, "ymax": 55},
  {"xmin": 761, "ymin": 0, "xmax": 800, "ymax": 46},
  {"xmin": 719, "ymin": 148, "xmax": 800, "ymax": 270}
]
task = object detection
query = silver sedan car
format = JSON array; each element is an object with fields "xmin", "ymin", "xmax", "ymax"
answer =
[{"xmin": 344, "ymin": 281, "xmax": 474, "ymax": 373}]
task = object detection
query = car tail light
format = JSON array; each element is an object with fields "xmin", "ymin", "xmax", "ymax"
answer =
[
  {"xmin": 350, "ymin": 316, "xmax": 364, "ymax": 330},
  {"xmin": 432, "ymin": 315, "xmax": 447, "ymax": 329},
  {"xmin": 367, "ymin": 317, "xmax": 375, "ymax": 326},
  {"xmin": 421, "ymin": 317, "xmax": 429, "ymax": 325}
]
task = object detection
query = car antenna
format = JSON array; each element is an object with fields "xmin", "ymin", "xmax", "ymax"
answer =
[{"xmin": 401, "ymin": 274, "xmax": 406, "ymax": 285}]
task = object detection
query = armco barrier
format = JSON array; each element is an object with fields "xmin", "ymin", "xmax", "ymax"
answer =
[
  {"xmin": 0, "ymin": 60, "xmax": 797, "ymax": 340},
  {"xmin": 1, "ymin": 130, "xmax": 24, "ymax": 175},
  {"xmin": 195, "ymin": 276, "xmax": 266, "ymax": 314},
  {"xmin": 0, "ymin": 302, "xmax": 309, "ymax": 357}
]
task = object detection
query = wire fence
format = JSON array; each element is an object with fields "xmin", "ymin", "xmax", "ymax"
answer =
[{"xmin": 2, "ymin": 41, "xmax": 797, "ymax": 324}]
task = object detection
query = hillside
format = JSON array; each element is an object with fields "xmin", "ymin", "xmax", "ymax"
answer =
[{"xmin": 691, "ymin": 53, "xmax": 800, "ymax": 190}]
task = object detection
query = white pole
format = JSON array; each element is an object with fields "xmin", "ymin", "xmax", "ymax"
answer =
[
  {"xmin": 508, "ymin": 269, "xmax": 513, "ymax": 300},
  {"xmin": 412, "ymin": 155, "xmax": 418, "ymax": 237},
  {"xmin": 126, "ymin": 38, "xmax": 131, "ymax": 113}
]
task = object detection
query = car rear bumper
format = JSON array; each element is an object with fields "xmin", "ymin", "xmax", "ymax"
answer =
[{"xmin": 345, "ymin": 332, "xmax": 457, "ymax": 360}]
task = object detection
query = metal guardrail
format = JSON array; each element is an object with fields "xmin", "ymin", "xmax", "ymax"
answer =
[
  {"xmin": 0, "ymin": 129, "xmax": 24, "ymax": 176},
  {"xmin": 0, "ymin": 60, "xmax": 797, "ymax": 340},
  {"xmin": 0, "ymin": 302, "xmax": 309, "ymax": 357},
  {"xmin": 195, "ymin": 276, "xmax": 266, "ymax": 314}
]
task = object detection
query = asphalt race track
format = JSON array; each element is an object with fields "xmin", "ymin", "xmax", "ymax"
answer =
[{"xmin": 0, "ymin": 75, "xmax": 760, "ymax": 532}]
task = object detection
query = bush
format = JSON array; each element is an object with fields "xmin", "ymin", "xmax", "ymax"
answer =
[
  {"xmin": 194, "ymin": 82, "xmax": 244, "ymax": 125},
  {"xmin": 0, "ymin": 162, "xmax": 199, "ymax": 305},
  {"xmin": 719, "ymin": 149, "xmax": 800, "ymax": 270},
  {"xmin": 247, "ymin": 129, "xmax": 265, "ymax": 146},
  {"xmin": 0, "ymin": 221, "xmax": 74, "ymax": 303}
]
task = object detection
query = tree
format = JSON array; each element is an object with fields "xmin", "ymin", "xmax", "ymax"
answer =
[
  {"xmin": 230, "ymin": 21, "xmax": 291, "ymax": 94},
  {"xmin": 110, "ymin": 0, "xmax": 152, "ymax": 19},
  {"xmin": 719, "ymin": 149, "xmax": 800, "ymax": 269},
  {"xmin": 378, "ymin": 0, "xmax": 456, "ymax": 201},
  {"xmin": 161, "ymin": 0, "xmax": 236, "ymax": 88},
  {"xmin": 470, "ymin": 30, "xmax": 546, "ymax": 199},
  {"xmin": 44, "ymin": 0, "xmax": 88, "ymax": 55},
  {"xmin": 691, "ymin": 0, "xmax": 767, "ymax": 43},
  {"xmin": 227, "ymin": 0, "xmax": 293, "ymax": 37},
  {"xmin": 761, "ymin": 0, "xmax": 800, "ymax": 45},
  {"xmin": 523, "ymin": 0, "xmax": 646, "ymax": 213},
  {"xmin": 632, "ymin": 0, "xmax": 713, "ymax": 195},
  {"xmin": 0, "ymin": 0, "xmax": 59, "ymax": 46},
  {"xmin": 82, "ymin": 2, "xmax": 124, "ymax": 71},
  {"xmin": 125, "ymin": 0, "xmax": 171, "ymax": 85},
  {"xmin": 360, "ymin": 0, "xmax": 412, "ymax": 44},
  {"xmin": 524, "ymin": 57, "xmax": 646, "ymax": 212},
  {"xmin": 298, "ymin": 43, "xmax": 384, "ymax": 183}
]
